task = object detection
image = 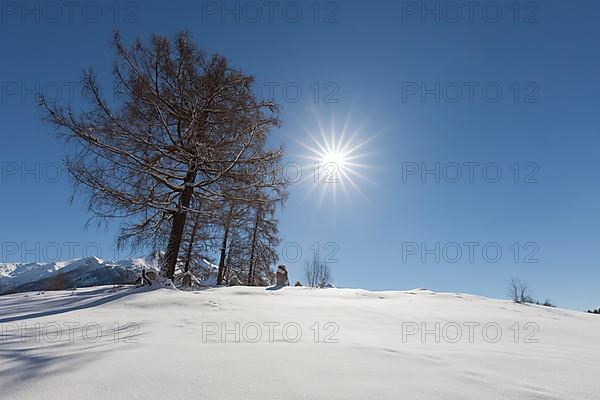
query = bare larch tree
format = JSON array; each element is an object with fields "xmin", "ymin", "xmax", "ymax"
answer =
[{"xmin": 41, "ymin": 31, "xmax": 285, "ymax": 281}]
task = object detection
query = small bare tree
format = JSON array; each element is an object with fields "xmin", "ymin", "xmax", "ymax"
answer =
[
  {"xmin": 246, "ymin": 201, "xmax": 281, "ymax": 286},
  {"xmin": 304, "ymin": 260, "xmax": 331, "ymax": 288},
  {"xmin": 508, "ymin": 278, "xmax": 531, "ymax": 303}
]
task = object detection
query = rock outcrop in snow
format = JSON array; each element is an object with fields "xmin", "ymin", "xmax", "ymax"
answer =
[{"xmin": 275, "ymin": 265, "xmax": 289, "ymax": 286}]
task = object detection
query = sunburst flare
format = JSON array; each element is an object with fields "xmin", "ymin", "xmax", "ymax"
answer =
[{"xmin": 289, "ymin": 112, "xmax": 375, "ymax": 206}]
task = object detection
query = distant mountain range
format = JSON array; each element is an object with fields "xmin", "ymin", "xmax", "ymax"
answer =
[{"xmin": 0, "ymin": 253, "xmax": 163, "ymax": 295}]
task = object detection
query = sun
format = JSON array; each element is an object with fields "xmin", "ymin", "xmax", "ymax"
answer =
[
  {"xmin": 290, "ymin": 112, "xmax": 374, "ymax": 205},
  {"xmin": 322, "ymin": 151, "xmax": 347, "ymax": 169}
]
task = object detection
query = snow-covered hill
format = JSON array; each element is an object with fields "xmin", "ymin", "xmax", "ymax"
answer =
[{"xmin": 1, "ymin": 285, "xmax": 599, "ymax": 399}]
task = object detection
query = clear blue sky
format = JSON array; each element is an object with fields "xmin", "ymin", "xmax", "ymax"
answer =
[{"xmin": 1, "ymin": 0, "xmax": 599, "ymax": 311}]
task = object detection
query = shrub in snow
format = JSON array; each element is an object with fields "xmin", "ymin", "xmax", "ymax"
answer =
[
  {"xmin": 228, "ymin": 276, "xmax": 242, "ymax": 286},
  {"xmin": 304, "ymin": 261, "xmax": 332, "ymax": 288}
]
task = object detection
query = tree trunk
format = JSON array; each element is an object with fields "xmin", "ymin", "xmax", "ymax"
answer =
[
  {"xmin": 224, "ymin": 245, "xmax": 233, "ymax": 283},
  {"xmin": 217, "ymin": 225, "xmax": 230, "ymax": 285},
  {"xmin": 182, "ymin": 212, "xmax": 200, "ymax": 287},
  {"xmin": 217, "ymin": 208, "xmax": 233, "ymax": 285},
  {"xmin": 247, "ymin": 209, "xmax": 261, "ymax": 285},
  {"xmin": 162, "ymin": 171, "xmax": 196, "ymax": 280}
]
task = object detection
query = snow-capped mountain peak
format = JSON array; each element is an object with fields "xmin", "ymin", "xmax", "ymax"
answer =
[{"xmin": 0, "ymin": 254, "xmax": 160, "ymax": 295}]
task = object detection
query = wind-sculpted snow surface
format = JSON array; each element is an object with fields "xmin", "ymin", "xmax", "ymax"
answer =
[{"xmin": 1, "ymin": 286, "xmax": 599, "ymax": 399}]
